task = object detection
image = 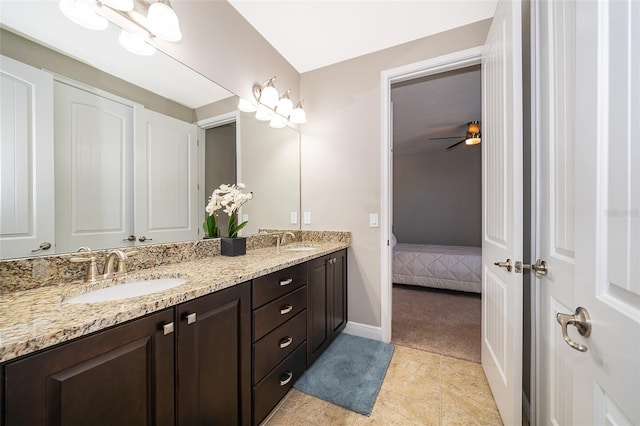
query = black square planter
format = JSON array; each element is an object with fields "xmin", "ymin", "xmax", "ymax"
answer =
[{"xmin": 220, "ymin": 237, "xmax": 246, "ymax": 256}]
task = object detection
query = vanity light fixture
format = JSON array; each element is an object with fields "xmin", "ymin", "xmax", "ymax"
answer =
[
  {"xmin": 238, "ymin": 76, "xmax": 307, "ymax": 128},
  {"xmin": 59, "ymin": 0, "xmax": 182, "ymax": 56}
]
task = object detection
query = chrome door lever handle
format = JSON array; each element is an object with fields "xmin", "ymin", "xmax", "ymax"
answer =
[
  {"xmin": 493, "ymin": 258, "xmax": 513, "ymax": 272},
  {"xmin": 556, "ymin": 307, "xmax": 591, "ymax": 352}
]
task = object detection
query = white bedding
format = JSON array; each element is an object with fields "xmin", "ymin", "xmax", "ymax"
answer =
[{"xmin": 392, "ymin": 243, "xmax": 482, "ymax": 293}]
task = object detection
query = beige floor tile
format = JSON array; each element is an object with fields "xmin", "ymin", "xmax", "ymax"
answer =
[
  {"xmin": 382, "ymin": 347, "xmax": 441, "ymax": 401},
  {"xmin": 441, "ymin": 374, "xmax": 502, "ymax": 426},
  {"xmin": 353, "ymin": 388, "xmax": 440, "ymax": 426},
  {"xmin": 440, "ymin": 355, "xmax": 485, "ymax": 380},
  {"xmin": 278, "ymin": 389, "xmax": 359, "ymax": 425},
  {"xmin": 263, "ymin": 408, "xmax": 318, "ymax": 426}
]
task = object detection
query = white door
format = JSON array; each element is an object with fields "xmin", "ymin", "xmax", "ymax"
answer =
[
  {"xmin": 536, "ymin": 0, "xmax": 640, "ymax": 424},
  {"xmin": 54, "ymin": 81, "xmax": 134, "ymax": 253},
  {"xmin": 0, "ymin": 55, "xmax": 55, "ymax": 259},
  {"xmin": 134, "ymin": 107, "xmax": 199, "ymax": 245},
  {"xmin": 481, "ymin": 0, "xmax": 523, "ymax": 424}
]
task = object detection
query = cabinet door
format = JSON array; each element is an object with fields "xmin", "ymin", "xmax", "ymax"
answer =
[
  {"xmin": 176, "ymin": 282, "xmax": 251, "ymax": 426},
  {"xmin": 330, "ymin": 250, "xmax": 347, "ymax": 339},
  {"xmin": 3, "ymin": 309, "xmax": 175, "ymax": 426},
  {"xmin": 134, "ymin": 107, "xmax": 199, "ymax": 245},
  {"xmin": 307, "ymin": 256, "xmax": 330, "ymax": 366},
  {"xmin": 0, "ymin": 55, "xmax": 54, "ymax": 258}
]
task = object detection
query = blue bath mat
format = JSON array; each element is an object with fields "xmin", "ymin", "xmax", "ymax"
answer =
[{"xmin": 293, "ymin": 333, "xmax": 394, "ymax": 416}]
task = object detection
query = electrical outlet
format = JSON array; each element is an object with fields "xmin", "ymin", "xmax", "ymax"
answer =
[
  {"xmin": 242, "ymin": 214, "xmax": 249, "ymax": 222},
  {"xmin": 303, "ymin": 211, "xmax": 311, "ymax": 225},
  {"xmin": 291, "ymin": 212, "xmax": 298, "ymax": 224}
]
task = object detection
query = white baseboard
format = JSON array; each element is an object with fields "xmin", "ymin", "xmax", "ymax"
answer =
[{"xmin": 343, "ymin": 321, "xmax": 383, "ymax": 341}]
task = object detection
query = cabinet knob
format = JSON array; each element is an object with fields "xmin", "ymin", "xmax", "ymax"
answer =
[
  {"xmin": 280, "ymin": 304, "xmax": 293, "ymax": 315},
  {"xmin": 279, "ymin": 336, "xmax": 293, "ymax": 349},
  {"xmin": 279, "ymin": 278, "xmax": 293, "ymax": 286},
  {"xmin": 163, "ymin": 322, "xmax": 174, "ymax": 335},
  {"xmin": 186, "ymin": 313, "xmax": 197, "ymax": 324},
  {"xmin": 279, "ymin": 371, "xmax": 293, "ymax": 386}
]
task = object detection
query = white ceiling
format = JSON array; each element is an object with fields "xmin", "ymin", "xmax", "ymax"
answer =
[{"xmin": 228, "ymin": 0, "xmax": 497, "ymax": 73}]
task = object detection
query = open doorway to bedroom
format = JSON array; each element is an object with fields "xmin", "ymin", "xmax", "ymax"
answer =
[{"xmin": 390, "ymin": 65, "xmax": 483, "ymax": 363}]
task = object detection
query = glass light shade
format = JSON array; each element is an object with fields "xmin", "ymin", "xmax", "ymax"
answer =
[
  {"xmin": 238, "ymin": 98, "xmax": 257, "ymax": 113},
  {"xmin": 59, "ymin": 0, "xmax": 108, "ymax": 31},
  {"xmin": 146, "ymin": 1, "xmax": 182, "ymax": 41},
  {"xmin": 119, "ymin": 30, "xmax": 156, "ymax": 56},
  {"xmin": 467, "ymin": 121, "xmax": 480, "ymax": 134},
  {"xmin": 259, "ymin": 85, "xmax": 279, "ymax": 108},
  {"xmin": 269, "ymin": 115, "xmax": 287, "ymax": 129},
  {"xmin": 101, "ymin": 0, "xmax": 134, "ymax": 11},
  {"xmin": 255, "ymin": 105, "xmax": 273, "ymax": 121},
  {"xmin": 290, "ymin": 105, "xmax": 307, "ymax": 124},
  {"xmin": 465, "ymin": 134, "xmax": 482, "ymax": 145},
  {"xmin": 276, "ymin": 96, "xmax": 293, "ymax": 118}
]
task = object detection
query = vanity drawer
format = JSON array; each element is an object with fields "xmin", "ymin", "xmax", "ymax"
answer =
[
  {"xmin": 253, "ymin": 286, "xmax": 307, "ymax": 342},
  {"xmin": 253, "ymin": 263, "xmax": 307, "ymax": 308},
  {"xmin": 253, "ymin": 342, "xmax": 307, "ymax": 425},
  {"xmin": 253, "ymin": 310, "xmax": 307, "ymax": 384}
]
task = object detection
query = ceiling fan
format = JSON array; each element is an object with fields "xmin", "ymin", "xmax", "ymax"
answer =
[{"xmin": 429, "ymin": 121, "xmax": 482, "ymax": 151}]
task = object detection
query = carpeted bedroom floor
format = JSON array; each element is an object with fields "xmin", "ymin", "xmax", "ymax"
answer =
[{"xmin": 392, "ymin": 284, "xmax": 482, "ymax": 363}]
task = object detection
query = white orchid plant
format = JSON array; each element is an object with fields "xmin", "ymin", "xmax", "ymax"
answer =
[{"xmin": 204, "ymin": 183, "xmax": 254, "ymax": 238}]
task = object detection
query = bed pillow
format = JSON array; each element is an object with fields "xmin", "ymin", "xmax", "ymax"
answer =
[{"xmin": 391, "ymin": 233, "xmax": 397, "ymax": 247}]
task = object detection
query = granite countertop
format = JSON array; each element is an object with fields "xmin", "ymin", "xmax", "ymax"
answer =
[{"xmin": 0, "ymin": 242, "xmax": 348, "ymax": 363}]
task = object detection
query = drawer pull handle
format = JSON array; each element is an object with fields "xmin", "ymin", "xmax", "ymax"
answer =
[
  {"xmin": 163, "ymin": 322, "xmax": 174, "ymax": 336},
  {"xmin": 280, "ymin": 304, "xmax": 293, "ymax": 315},
  {"xmin": 186, "ymin": 313, "xmax": 197, "ymax": 324},
  {"xmin": 279, "ymin": 371, "xmax": 293, "ymax": 386},
  {"xmin": 279, "ymin": 278, "xmax": 293, "ymax": 286},
  {"xmin": 279, "ymin": 336, "xmax": 293, "ymax": 349}
]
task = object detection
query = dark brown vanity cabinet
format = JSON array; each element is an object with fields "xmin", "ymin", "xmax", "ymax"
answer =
[
  {"xmin": 1, "ymin": 282, "xmax": 251, "ymax": 426},
  {"xmin": 307, "ymin": 249, "xmax": 348, "ymax": 366},
  {"xmin": 251, "ymin": 263, "xmax": 308, "ymax": 425},
  {"xmin": 176, "ymin": 282, "xmax": 251, "ymax": 426},
  {"xmin": 2, "ymin": 309, "xmax": 176, "ymax": 426}
]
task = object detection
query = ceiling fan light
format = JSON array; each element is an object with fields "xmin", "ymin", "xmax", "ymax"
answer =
[
  {"xmin": 101, "ymin": 0, "xmax": 134, "ymax": 11},
  {"xmin": 467, "ymin": 121, "xmax": 480, "ymax": 134},
  {"xmin": 59, "ymin": 0, "xmax": 108, "ymax": 31},
  {"xmin": 146, "ymin": 0, "xmax": 182, "ymax": 41},
  {"xmin": 118, "ymin": 30, "xmax": 156, "ymax": 56},
  {"xmin": 465, "ymin": 133, "xmax": 482, "ymax": 145}
]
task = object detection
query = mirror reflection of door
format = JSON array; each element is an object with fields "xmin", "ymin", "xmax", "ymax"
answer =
[{"xmin": 204, "ymin": 122, "xmax": 236, "ymax": 237}]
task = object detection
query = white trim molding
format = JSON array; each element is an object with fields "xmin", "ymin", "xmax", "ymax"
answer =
[
  {"xmin": 344, "ymin": 321, "xmax": 383, "ymax": 341},
  {"xmin": 379, "ymin": 46, "xmax": 483, "ymax": 344}
]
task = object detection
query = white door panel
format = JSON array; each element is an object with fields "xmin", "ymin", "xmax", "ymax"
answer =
[
  {"xmin": 54, "ymin": 81, "xmax": 134, "ymax": 252},
  {"xmin": 481, "ymin": 1, "xmax": 523, "ymax": 424},
  {"xmin": 135, "ymin": 107, "xmax": 199, "ymax": 245},
  {"xmin": 0, "ymin": 55, "xmax": 54, "ymax": 258}
]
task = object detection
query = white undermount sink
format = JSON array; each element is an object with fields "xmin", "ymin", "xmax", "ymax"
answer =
[
  {"xmin": 65, "ymin": 278, "xmax": 187, "ymax": 304},
  {"xmin": 283, "ymin": 245, "xmax": 319, "ymax": 252}
]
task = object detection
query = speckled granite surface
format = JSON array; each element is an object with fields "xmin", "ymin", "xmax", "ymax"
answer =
[{"xmin": 0, "ymin": 231, "xmax": 349, "ymax": 363}]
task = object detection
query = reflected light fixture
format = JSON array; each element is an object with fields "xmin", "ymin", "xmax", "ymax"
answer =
[
  {"xmin": 59, "ymin": 0, "xmax": 183, "ymax": 56},
  {"xmin": 238, "ymin": 76, "xmax": 307, "ymax": 128}
]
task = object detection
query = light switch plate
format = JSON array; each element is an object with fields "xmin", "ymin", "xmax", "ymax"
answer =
[
  {"xmin": 290, "ymin": 211, "xmax": 298, "ymax": 224},
  {"xmin": 242, "ymin": 214, "xmax": 249, "ymax": 222},
  {"xmin": 369, "ymin": 213, "xmax": 379, "ymax": 228},
  {"xmin": 303, "ymin": 211, "xmax": 311, "ymax": 225}
]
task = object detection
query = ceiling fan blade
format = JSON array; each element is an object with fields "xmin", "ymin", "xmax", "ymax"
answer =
[
  {"xmin": 445, "ymin": 139, "xmax": 465, "ymax": 151},
  {"xmin": 429, "ymin": 135, "xmax": 464, "ymax": 141}
]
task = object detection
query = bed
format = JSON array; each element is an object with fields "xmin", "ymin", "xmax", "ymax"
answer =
[{"xmin": 392, "ymin": 243, "xmax": 482, "ymax": 293}]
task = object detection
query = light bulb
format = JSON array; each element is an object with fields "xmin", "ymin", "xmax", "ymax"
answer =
[
  {"xmin": 290, "ymin": 103, "xmax": 307, "ymax": 124},
  {"xmin": 146, "ymin": 0, "xmax": 182, "ymax": 41},
  {"xmin": 238, "ymin": 98, "xmax": 257, "ymax": 113},
  {"xmin": 119, "ymin": 30, "xmax": 156, "ymax": 56},
  {"xmin": 59, "ymin": 0, "xmax": 108, "ymax": 31},
  {"xmin": 259, "ymin": 85, "xmax": 278, "ymax": 108}
]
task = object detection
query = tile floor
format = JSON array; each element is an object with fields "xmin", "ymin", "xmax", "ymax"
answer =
[{"xmin": 264, "ymin": 345, "xmax": 503, "ymax": 426}]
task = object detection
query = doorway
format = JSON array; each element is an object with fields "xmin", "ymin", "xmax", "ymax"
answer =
[{"xmin": 390, "ymin": 65, "xmax": 483, "ymax": 363}]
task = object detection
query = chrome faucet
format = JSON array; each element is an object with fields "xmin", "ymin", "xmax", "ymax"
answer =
[{"xmin": 281, "ymin": 232, "xmax": 296, "ymax": 245}]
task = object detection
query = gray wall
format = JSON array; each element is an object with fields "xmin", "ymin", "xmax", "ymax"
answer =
[
  {"xmin": 393, "ymin": 146, "xmax": 481, "ymax": 246},
  {"xmin": 204, "ymin": 124, "xmax": 237, "ymax": 236}
]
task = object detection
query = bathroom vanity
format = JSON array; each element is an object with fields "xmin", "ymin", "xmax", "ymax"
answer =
[{"xmin": 0, "ymin": 235, "xmax": 349, "ymax": 426}]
